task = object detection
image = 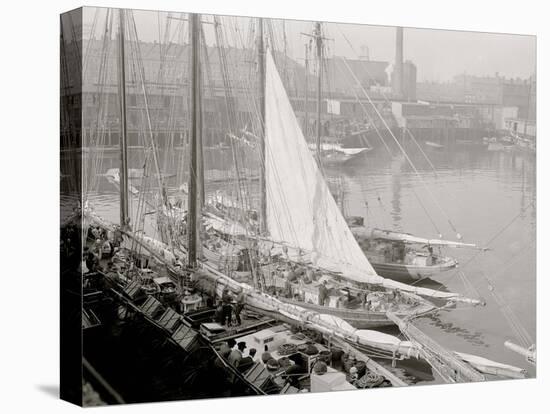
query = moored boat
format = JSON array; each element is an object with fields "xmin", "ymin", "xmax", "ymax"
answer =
[
  {"xmin": 156, "ymin": 48, "xmax": 483, "ymax": 326},
  {"xmin": 308, "ymin": 142, "xmax": 371, "ymax": 165},
  {"xmin": 349, "ymin": 227, "xmax": 479, "ymax": 282}
]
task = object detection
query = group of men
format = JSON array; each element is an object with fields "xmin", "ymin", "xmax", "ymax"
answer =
[
  {"xmin": 83, "ymin": 225, "xmax": 120, "ymax": 274},
  {"xmin": 218, "ymin": 338, "xmax": 257, "ymax": 373},
  {"xmin": 216, "ymin": 287, "xmax": 246, "ymax": 326}
]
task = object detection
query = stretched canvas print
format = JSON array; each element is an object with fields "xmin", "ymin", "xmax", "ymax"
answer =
[{"xmin": 60, "ymin": 5, "xmax": 536, "ymax": 406}]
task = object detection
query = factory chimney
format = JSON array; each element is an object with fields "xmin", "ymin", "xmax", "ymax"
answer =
[{"xmin": 393, "ymin": 26, "xmax": 403, "ymax": 99}]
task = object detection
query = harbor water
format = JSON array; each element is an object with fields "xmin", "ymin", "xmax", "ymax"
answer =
[{"xmin": 80, "ymin": 141, "xmax": 536, "ymax": 380}]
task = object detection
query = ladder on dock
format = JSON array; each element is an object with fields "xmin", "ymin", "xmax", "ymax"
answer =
[{"xmin": 386, "ymin": 312, "xmax": 485, "ymax": 383}]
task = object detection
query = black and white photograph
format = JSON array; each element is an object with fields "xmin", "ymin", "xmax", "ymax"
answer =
[
  {"xmin": 58, "ymin": 4, "xmax": 539, "ymax": 406},
  {"xmin": 0, "ymin": 1, "xmax": 542, "ymax": 412}
]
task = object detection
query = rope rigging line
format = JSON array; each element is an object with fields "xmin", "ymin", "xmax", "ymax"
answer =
[
  {"xmin": 329, "ymin": 60, "xmax": 442, "ymax": 236},
  {"xmin": 409, "ymin": 201, "xmax": 535, "ymax": 345},
  {"xmin": 339, "ymin": 55, "xmax": 460, "ymax": 239},
  {"xmin": 216, "ymin": 18, "xmax": 319, "ymax": 264},
  {"xmin": 119, "ymin": 11, "xmax": 179, "ymax": 254},
  {"xmin": 83, "ymin": 9, "xmax": 113, "ymax": 199},
  {"xmin": 448, "ymin": 200, "xmax": 534, "ymax": 278},
  {"xmin": 60, "ymin": 18, "xmax": 83, "ymax": 197},
  {"xmin": 214, "ymin": 16, "xmax": 257, "ymax": 235},
  {"xmin": 476, "ymin": 240, "xmax": 535, "ymax": 346},
  {"xmin": 335, "ymin": 25, "xmax": 466, "ymax": 240},
  {"xmin": 336, "ymin": 26, "xmax": 451, "ymax": 184}
]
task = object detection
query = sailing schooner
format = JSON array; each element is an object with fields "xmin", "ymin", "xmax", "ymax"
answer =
[
  {"xmin": 64, "ymin": 11, "xmax": 534, "ymax": 404},
  {"xmin": 157, "ymin": 43, "xmax": 483, "ymax": 330}
]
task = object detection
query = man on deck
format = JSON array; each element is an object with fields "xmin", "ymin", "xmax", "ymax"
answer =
[
  {"xmin": 318, "ymin": 280, "xmax": 329, "ymax": 306},
  {"xmin": 219, "ymin": 338, "xmax": 236, "ymax": 359},
  {"xmin": 238, "ymin": 348, "xmax": 256, "ymax": 372},
  {"xmin": 85, "ymin": 250, "xmax": 100, "ymax": 274},
  {"xmin": 228, "ymin": 341, "xmax": 247, "ymax": 367},
  {"xmin": 221, "ymin": 288, "xmax": 233, "ymax": 326},
  {"xmin": 234, "ymin": 288, "xmax": 245, "ymax": 326}
]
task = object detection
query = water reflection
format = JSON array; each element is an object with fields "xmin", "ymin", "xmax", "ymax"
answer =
[
  {"xmin": 423, "ymin": 313, "xmax": 488, "ymax": 348},
  {"xmin": 82, "ymin": 142, "xmax": 536, "ymax": 377}
]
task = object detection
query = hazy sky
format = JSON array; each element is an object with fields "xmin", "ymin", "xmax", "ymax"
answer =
[{"xmin": 83, "ymin": 7, "xmax": 536, "ymax": 82}]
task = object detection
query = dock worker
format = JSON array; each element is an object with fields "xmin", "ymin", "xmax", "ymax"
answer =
[
  {"xmin": 248, "ymin": 347, "xmax": 257, "ymax": 363},
  {"xmin": 221, "ymin": 288, "xmax": 233, "ymax": 326},
  {"xmin": 261, "ymin": 345, "xmax": 272, "ymax": 365},
  {"xmin": 238, "ymin": 348, "xmax": 256, "ymax": 372},
  {"xmin": 426, "ymin": 245, "xmax": 434, "ymax": 266},
  {"xmin": 284, "ymin": 277, "xmax": 292, "ymax": 298},
  {"xmin": 91, "ymin": 226, "xmax": 101, "ymax": 240},
  {"xmin": 287, "ymin": 265, "xmax": 298, "ymax": 282},
  {"xmin": 85, "ymin": 250, "xmax": 99, "ymax": 274},
  {"xmin": 94, "ymin": 239, "xmax": 104, "ymax": 260},
  {"xmin": 214, "ymin": 338, "xmax": 236, "ymax": 370},
  {"xmin": 318, "ymin": 280, "xmax": 329, "ymax": 306},
  {"xmin": 228, "ymin": 341, "xmax": 247, "ymax": 366},
  {"xmin": 304, "ymin": 268, "xmax": 313, "ymax": 284},
  {"xmin": 219, "ymin": 338, "xmax": 236, "ymax": 359},
  {"xmin": 234, "ymin": 287, "xmax": 245, "ymax": 326},
  {"xmin": 214, "ymin": 301, "xmax": 224, "ymax": 325},
  {"xmin": 101, "ymin": 239, "xmax": 113, "ymax": 258}
]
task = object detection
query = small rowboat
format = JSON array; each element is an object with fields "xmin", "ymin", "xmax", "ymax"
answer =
[{"xmin": 369, "ymin": 257, "xmax": 457, "ymax": 283}]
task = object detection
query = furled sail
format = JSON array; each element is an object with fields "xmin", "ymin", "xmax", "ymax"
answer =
[
  {"xmin": 264, "ymin": 51, "xmax": 471, "ymax": 302},
  {"xmin": 370, "ymin": 228, "xmax": 479, "ymax": 249}
]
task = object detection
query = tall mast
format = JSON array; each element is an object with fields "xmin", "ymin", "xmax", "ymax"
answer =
[
  {"xmin": 315, "ymin": 22, "xmax": 323, "ymax": 160},
  {"xmin": 304, "ymin": 43, "xmax": 309, "ymax": 139},
  {"xmin": 187, "ymin": 13, "xmax": 201, "ymax": 268},
  {"xmin": 197, "ymin": 25, "xmax": 205, "ymax": 208},
  {"xmin": 117, "ymin": 9, "xmax": 129, "ymax": 230},
  {"xmin": 258, "ymin": 18, "xmax": 267, "ymax": 235}
]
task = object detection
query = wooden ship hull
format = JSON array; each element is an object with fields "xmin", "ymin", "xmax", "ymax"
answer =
[
  {"xmin": 353, "ymin": 228, "xmax": 465, "ymax": 282},
  {"xmin": 196, "ymin": 241, "xmax": 440, "ymax": 329},
  {"xmin": 277, "ymin": 298, "xmax": 434, "ymax": 329},
  {"xmin": 369, "ymin": 258, "xmax": 457, "ymax": 283}
]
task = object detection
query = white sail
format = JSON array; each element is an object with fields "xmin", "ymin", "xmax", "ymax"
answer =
[
  {"xmin": 265, "ymin": 51, "xmax": 377, "ymax": 283},
  {"xmin": 264, "ymin": 51, "xmax": 469, "ymax": 301}
]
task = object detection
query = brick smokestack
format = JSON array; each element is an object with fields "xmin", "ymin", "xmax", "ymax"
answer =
[{"xmin": 393, "ymin": 26, "xmax": 403, "ymax": 99}]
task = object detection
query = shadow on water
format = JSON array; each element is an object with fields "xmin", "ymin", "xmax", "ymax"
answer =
[
  {"xmin": 422, "ymin": 313, "xmax": 488, "ymax": 348},
  {"xmin": 414, "ymin": 278, "xmax": 451, "ymax": 293},
  {"xmin": 376, "ymin": 275, "xmax": 487, "ymax": 349}
]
